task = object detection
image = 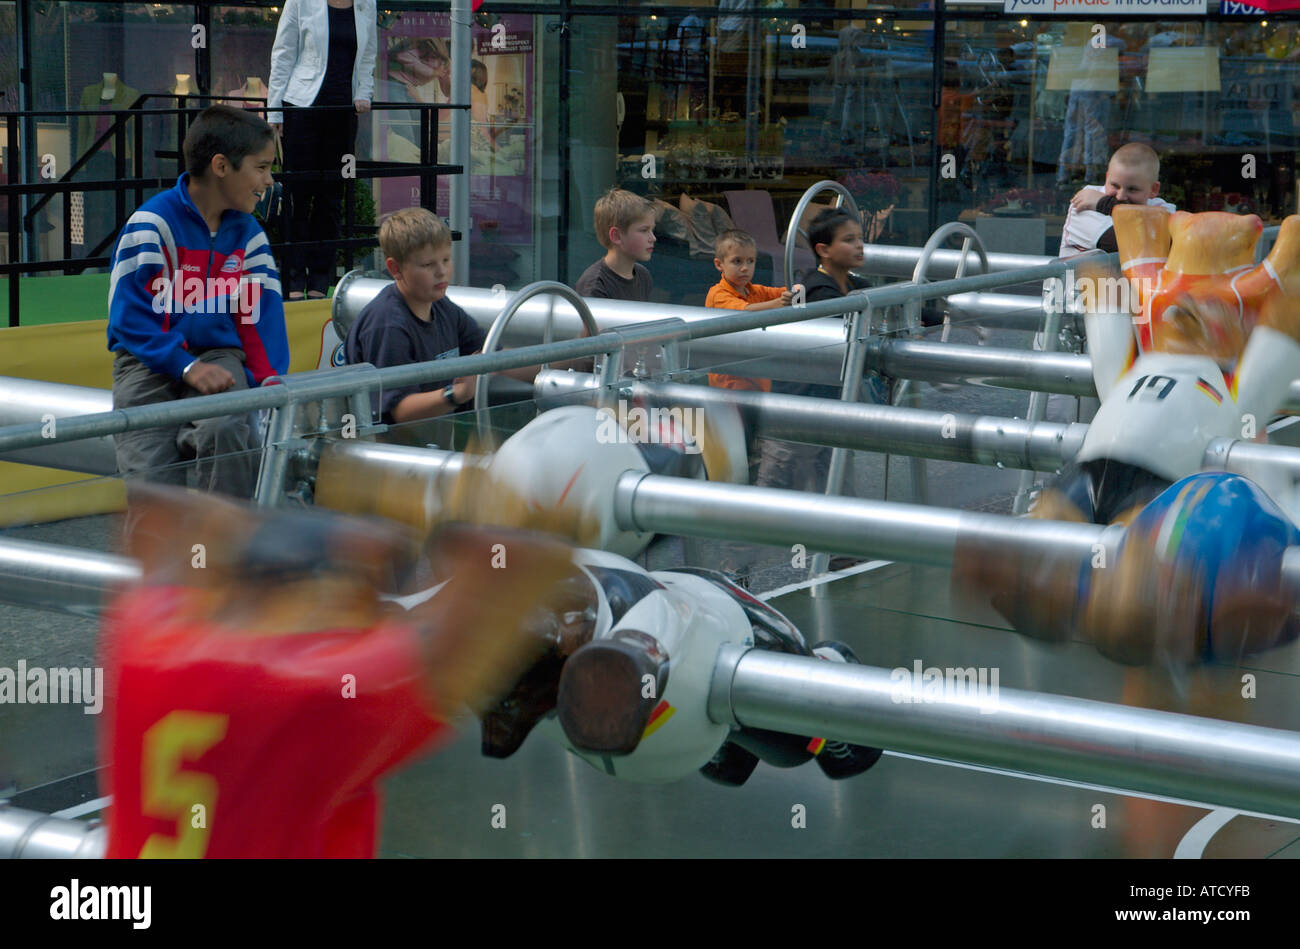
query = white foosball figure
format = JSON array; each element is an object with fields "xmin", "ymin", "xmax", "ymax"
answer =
[
  {"xmin": 1064, "ymin": 207, "xmax": 1300, "ymax": 522},
  {"xmin": 468, "ymin": 401, "xmax": 749, "ymax": 558},
  {"xmin": 958, "ymin": 208, "xmax": 1300, "ymax": 664},
  {"xmin": 477, "ymin": 547, "xmax": 883, "ymax": 785},
  {"xmin": 412, "ymin": 403, "xmax": 880, "ymax": 783}
]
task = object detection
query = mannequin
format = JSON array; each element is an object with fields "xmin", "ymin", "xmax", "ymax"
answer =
[
  {"xmin": 78, "ymin": 74, "xmax": 138, "ymax": 156},
  {"xmin": 76, "ymin": 73, "xmax": 140, "ymax": 256},
  {"xmin": 226, "ymin": 77, "xmax": 269, "ymax": 110},
  {"xmin": 173, "ymin": 74, "xmax": 199, "ymax": 97}
]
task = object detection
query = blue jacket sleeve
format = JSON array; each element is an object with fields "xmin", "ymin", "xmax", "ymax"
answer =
[{"xmin": 107, "ymin": 215, "xmax": 193, "ymax": 379}]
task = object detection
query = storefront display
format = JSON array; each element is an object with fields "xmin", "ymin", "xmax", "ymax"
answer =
[
  {"xmin": 376, "ymin": 9, "xmax": 535, "ymax": 271},
  {"xmin": 3, "ymin": 2, "xmax": 1300, "ymax": 294}
]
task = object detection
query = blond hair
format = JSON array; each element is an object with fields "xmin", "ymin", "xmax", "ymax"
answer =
[
  {"xmin": 1111, "ymin": 143, "xmax": 1160, "ymax": 184},
  {"xmin": 714, "ymin": 228, "xmax": 756, "ymax": 258},
  {"xmin": 378, "ymin": 207, "xmax": 452, "ymax": 266},
  {"xmin": 593, "ymin": 188, "xmax": 655, "ymax": 250}
]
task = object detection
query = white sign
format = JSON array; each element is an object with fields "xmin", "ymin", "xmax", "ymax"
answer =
[{"xmin": 1005, "ymin": 0, "xmax": 1206, "ymax": 13}]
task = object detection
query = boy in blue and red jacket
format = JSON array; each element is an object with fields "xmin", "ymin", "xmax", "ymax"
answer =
[{"xmin": 108, "ymin": 104, "xmax": 289, "ymax": 502}]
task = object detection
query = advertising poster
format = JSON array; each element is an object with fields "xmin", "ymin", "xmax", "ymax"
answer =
[{"xmin": 377, "ymin": 12, "xmax": 534, "ymax": 251}]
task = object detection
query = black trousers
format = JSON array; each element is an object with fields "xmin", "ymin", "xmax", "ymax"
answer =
[{"xmin": 281, "ymin": 100, "xmax": 358, "ymax": 296}]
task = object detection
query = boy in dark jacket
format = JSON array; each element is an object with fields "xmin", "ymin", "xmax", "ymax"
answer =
[{"xmin": 761, "ymin": 208, "xmax": 881, "ymax": 498}]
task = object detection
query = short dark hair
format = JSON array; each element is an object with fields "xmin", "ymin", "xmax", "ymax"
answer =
[
  {"xmin": 808, "ymin": 208, "xmax": 860, "ymax": 260},
  {"xmin": 183, "ymin": 105, "xmax": 275, "ymax": 179}
]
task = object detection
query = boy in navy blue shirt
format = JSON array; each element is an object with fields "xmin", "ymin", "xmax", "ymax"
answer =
[
  {"xmin": 108, "ymin": 104, "xmax": 288, "ymax": 501},
  {"xmin": 344, "ymin": 208, "xmax": 487, "ymax": 425}
]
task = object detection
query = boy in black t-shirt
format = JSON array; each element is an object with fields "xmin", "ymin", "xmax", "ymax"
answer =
[
  {"xmin": 345, "ymin": 208, "xmax": 487, "ymax": 425},
  {"xmin": 800, "ymin": 207, "xmax": 870, "ymax": 305},
  {"xmin": 760, "ymin": 209, "xmax": 880, "ymax": 497},
  {"xmin": 574, "ymin": 188, "xmax": 656, "ymax": 302},
  {"xmin": 754, "ymin": 209, "xmax": 880, "ymax": 579}
]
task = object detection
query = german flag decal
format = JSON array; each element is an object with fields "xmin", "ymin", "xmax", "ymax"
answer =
[
  {"xmin": 1196, "ymin": 377, "xmax": 1223, "ymax": 405},
  {"xmin": 641, "ymin": 700, "xmax": 675, "ymax": 740},
  {"xmin": 807, "ymin": 737, "xmax": 826, "ymax": 756}
]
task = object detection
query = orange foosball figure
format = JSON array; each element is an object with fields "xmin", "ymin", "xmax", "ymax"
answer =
[{"xmin": 955, "ymin": 209, "xmax": 1300, "ymax": 667}]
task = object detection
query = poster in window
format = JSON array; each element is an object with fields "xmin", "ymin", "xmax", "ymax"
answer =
[{"xmin": 377, "ymin": 12, "xmax": 533, "ymax": 248}]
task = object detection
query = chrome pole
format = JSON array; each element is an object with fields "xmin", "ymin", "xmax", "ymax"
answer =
[
  {"xmin": 0, "ymin": 379, "xmax": 117, "ymax": 475},
  {"xmin": 708, "ymin": 645, "xmax": 1300, "ymax": 821},
  {"xmin": 1011, "ymin": 258, "xmax": 1069, "ymax": 515},
  {"xmin": 808, "ymin": 301, "xmax": 871, "ymax": 588},
  {"xmin": 860, "ymin": 244, "xmax": 1056, "ymax": 280},
  {"xmin": 536, "ymin": 371, "xmax": 1088, "ymax": 472},
  {"xmin": 615, "ymin": 472, "xmax": 1119, "ymax": 567},
  {"xmin": 473, "ymin": 281, "xmax": 603, "ymax": 443},
  {"xmin": 0, "ymin": 805, "xmax": 105, "ymax": 859},
  {"xmin": 0, "ymin": 537, "xmax": 138, "ymax": 616},
  {"xmin": 783, "ymin": 180, "xmax": 861, "ymax": 288},
  {"xmin": 867, "ymin": 338, "xmax": 1097, "ymax": 397}
]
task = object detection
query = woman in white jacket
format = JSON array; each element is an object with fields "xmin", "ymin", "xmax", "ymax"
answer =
[{"xmin": 268, "ymin": 0, "xmax": 377, "ymax": 299}]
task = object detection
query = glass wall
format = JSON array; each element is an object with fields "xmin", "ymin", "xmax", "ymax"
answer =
[
  {"xmin": 566, "ymin": 11, "xmax": 936, "ymax": 304},
  {"xmin": 942, "ymin": 14, "xmax": 1300, "ymax": 256},
  {"xmin": 7, "ymin": 2, "xmax": 1300, "ymax": 315},
  {"xmin": 12, "ymin": 2, "xmax": 200, "ymax": 269}
]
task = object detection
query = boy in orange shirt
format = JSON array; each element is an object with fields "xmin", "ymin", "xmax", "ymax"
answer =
[
  {"xmin": 705, "ymin": 229, "xmax": 798, "ymax": 391},
  {"xmin": 704, "ymin": 230, "xmax": 801, "ymax": 584}
]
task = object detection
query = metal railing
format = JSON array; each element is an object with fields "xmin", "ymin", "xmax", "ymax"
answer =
[
  {"xmin": 0, "ymin": 257, "xmax": 1087, "ymax": 456},
  {"xmin": 1, "ymin": 98, "xmax": 467, "ymax": 327}
]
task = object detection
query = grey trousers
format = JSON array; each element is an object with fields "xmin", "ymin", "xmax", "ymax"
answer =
[{"xmin": 111, "ymin": 348, "xmax": 259, "ymax": 500}]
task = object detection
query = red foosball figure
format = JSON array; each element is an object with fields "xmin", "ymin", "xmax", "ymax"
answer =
[{"xmin": 99, "ymin": 487, "xmax": 574, "ymax": 859}]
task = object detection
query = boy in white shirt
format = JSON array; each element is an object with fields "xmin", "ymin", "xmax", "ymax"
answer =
[{"xmin": 1059, "ymin": 143, "xmax": 1176, "ymax": 257}]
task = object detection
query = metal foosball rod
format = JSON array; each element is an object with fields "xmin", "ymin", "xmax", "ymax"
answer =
[
  {"xmin": 12, "ymin": 364, "xmax": 1300, "ymax": 487},
  {"xmin": 12, "ymin": 440, "xmax": 1300, "ymax": 618},
  {"xmin": 708, "ymin": 644, "xmax": 1300, "ymax": 821},
  {"xmin": 0, "ymin": 805, "xmax": 105, "ymax": 859},
  {"xmin": 537, "ymin": 371, "xmax": 1300, "ymax": 486}
]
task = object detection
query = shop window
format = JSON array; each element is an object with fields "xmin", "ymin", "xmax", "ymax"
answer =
[
  {"xmin": 567, "ymin": 13, "xmax": 935, "ymax": 304},
  {"xmin": 941, "ymin": 17, "xmax": 1300, "ymax": 256}
]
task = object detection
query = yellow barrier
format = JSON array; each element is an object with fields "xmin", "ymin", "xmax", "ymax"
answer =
[{"xmin": 0, "ymin": 300, "xmax": 338, "ymax": 525}]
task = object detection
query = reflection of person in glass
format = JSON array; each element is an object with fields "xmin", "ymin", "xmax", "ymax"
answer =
[
  {"xmin": 384, "ymin": 37, "xmax": 453, "ymax": 162},
  {"xmin": 470, "ymin": 59, "xmax": 494, "ymax": 146},
  {"xmin": 268, "ymin": 0, "xmax": 378, "ymax": 300},
  {"xmin": 388, "ymin": 37, "xmax": 451, "ymax": 103}
]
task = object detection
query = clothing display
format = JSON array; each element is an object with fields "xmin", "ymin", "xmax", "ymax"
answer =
[
  {"xmin": 75, "ymin": 77, "xmax": 140, "ymax": 256},
  {"xmin": 272, "ymin": 0, "xmax": 376, "ymax": 296}
]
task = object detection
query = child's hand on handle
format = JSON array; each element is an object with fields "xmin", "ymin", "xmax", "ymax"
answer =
[
  {"xmin": 451, "ymin": 376, "xmax": 475, "ymax": 406},
  {"xmin": 779, "ymin": 287, "xmax": 794, "ymax": 306}
]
